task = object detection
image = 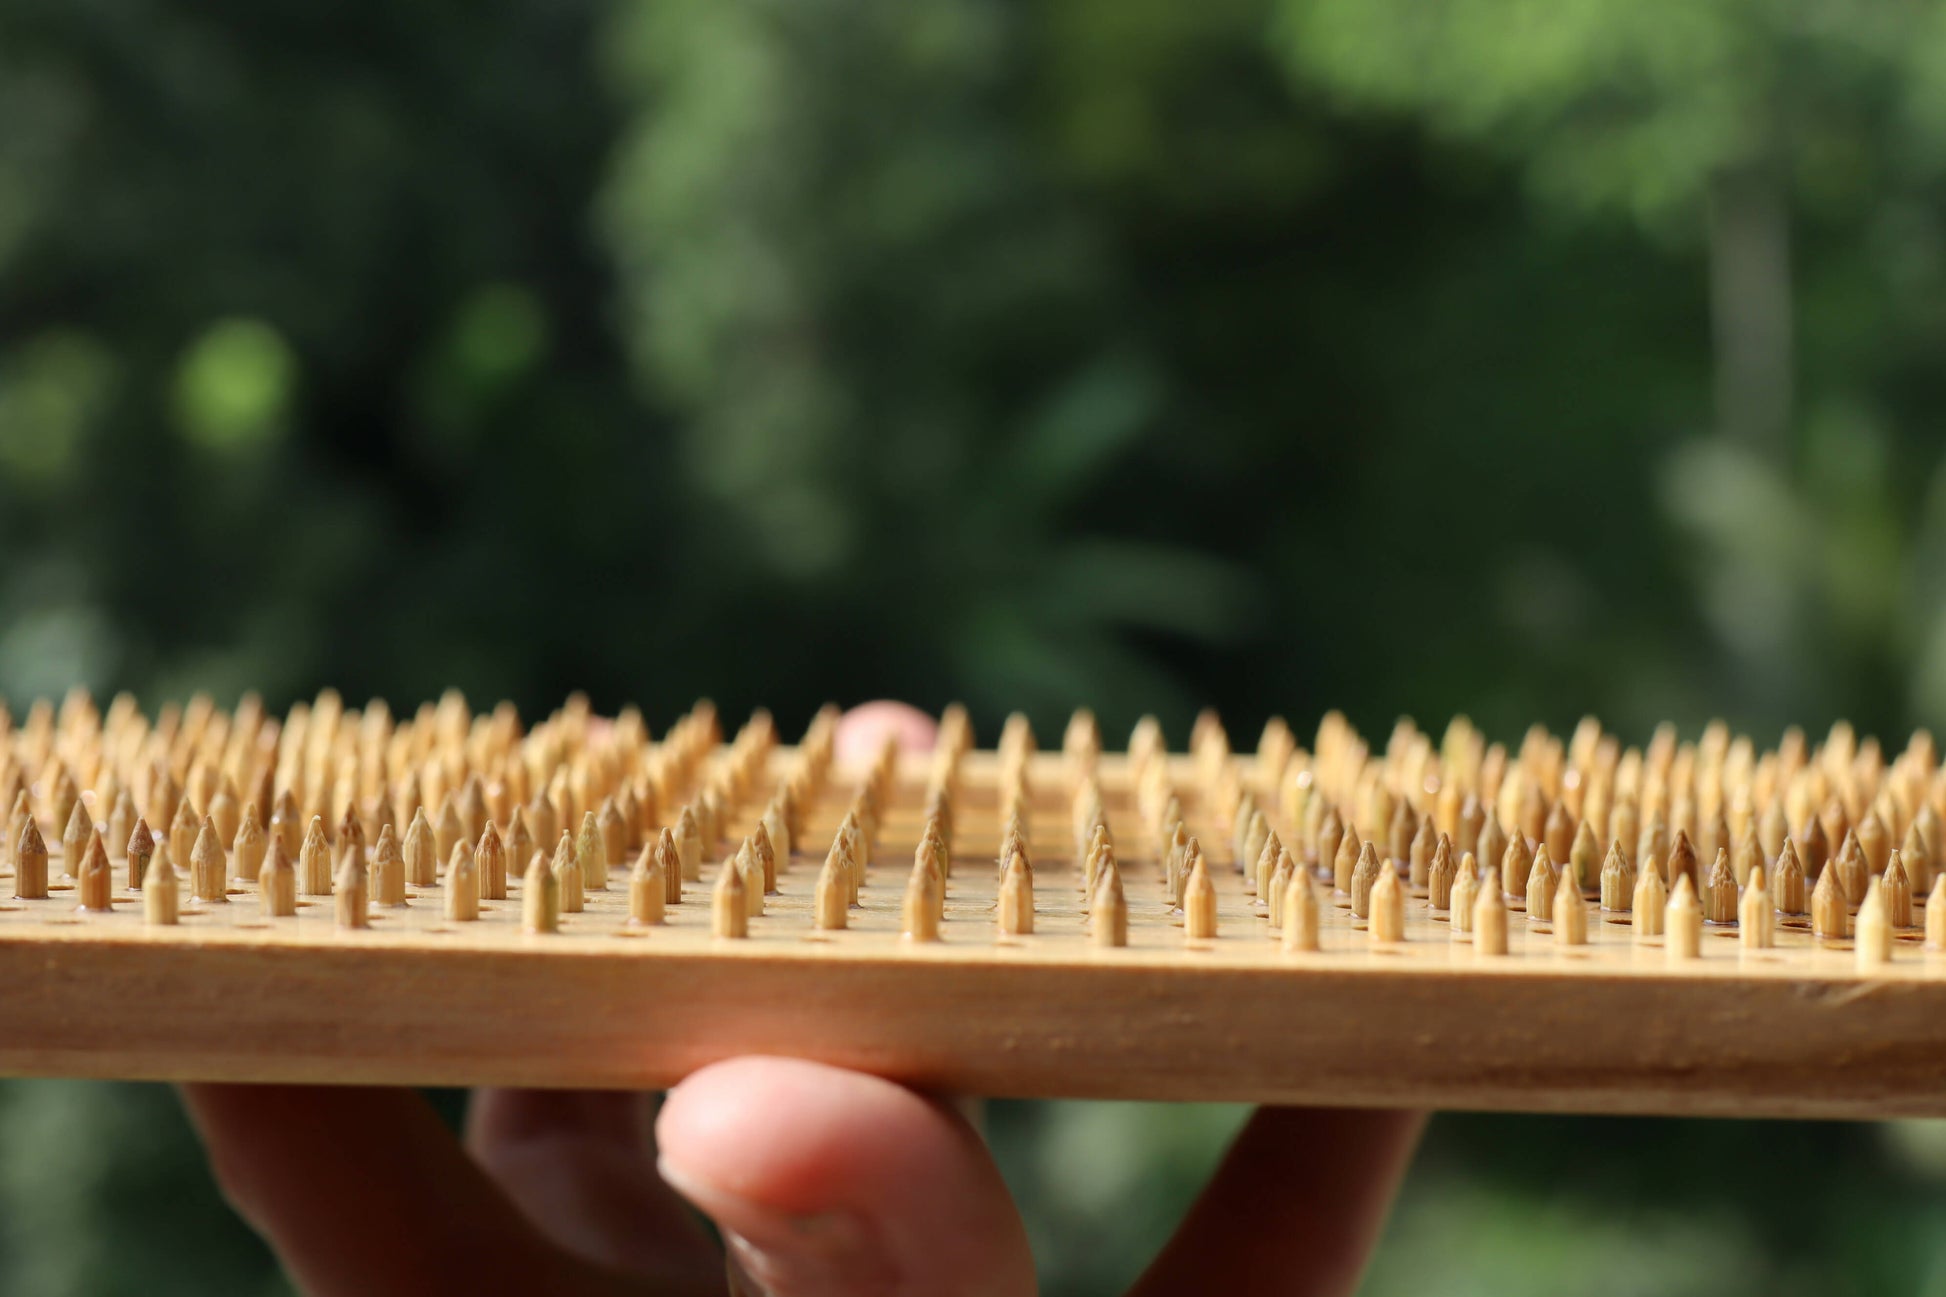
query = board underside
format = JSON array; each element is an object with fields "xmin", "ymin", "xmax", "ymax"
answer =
[{"xmin": 2, "ymin": 747, "xmax": 1943, "ymax": 1120}]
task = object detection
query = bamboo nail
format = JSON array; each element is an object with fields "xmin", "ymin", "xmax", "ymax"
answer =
[
  {"xmin": 191, "ymin": 817, "xmax": 228, "ymax": 903},
  {"xmin": 1772, "ymin": 838, "xmax": 1807, "ymax": 915},
  {"xmin": 599, "ymin": 798, "xmax": 628, "ymax": 873},
  {"xmin": 554, "ymin": 832, "xmax": 584, "ymax": 913},
  {"xmin": 62, "ymin": 799, "xmax": 93, "ymax": 881},
  {"xmin": 446, "ymin": 841, "xmax": 479, "ymax": 921},
  {"xmin": 902, "ymin": 859, "xmax": 940, "ymax": 942},
  {"xmin": 1093, "ymin": 867, "xmax": 1128, "ymax": 948},
  {"xmin": 1554, "ymin": 870, "xmax": 1587, "ymax": 946},
  {"xmin": 1856, "ymin": 877, "xmax": 1892, "ymax": 970},
  {"xmin": 142, "ymin": 837, "xmax": 178, "ymax": 925},
  {"xmin": 151, "ymin": 769, "xmax": 182, "ymax": 843},
  {"xmin": 257, "ymin": 836, "xmax": 296, "ymax": 916},
  {"xmin": 735, "ymin": 839, "xmax": 763, "ymax": 919},
  {"xmin": 760, "ymin": 797, "xmax": 790, "ymax": 871},
  {"xmin": 1456, "ymin": 795, "xmax": 1486, "ymax": 861},
  {"xmin": 1350, "ymin": 840, "xmax": 1382, "ymax": 919},
  {"xmin": 1526, "ymin": 845, "xmax": 1559, "ymax": 921},
  {"xmin": 78, "ymin": 830, "xmax": 112, "ymax": 912},
  {"xmin": 676, "ymin": 806, "xmax": 703, "ymax": 881},
  {"xmin": 1732, "ymin": 832, "xmax": 1762, "ymax": 889},
  {"xmin": 300, "ymin": 817, "xmax": 332, "ymax": 895},
  {"xmin": 1267, "ymin": 849, "xmax": 1294, "ymax": 927},
  {"xmin": 1369, "ymin": 861, "xmax": 1405, "ymax": 943},
  {"xmin": 1901, "ymin": 820, "xmax": 1933, "ymax": 894},
  {"xmin": 1315, "ymin": 807, "xmax": 1344, "ymax": 880},
  {"xmin": 1083, "ymin": 823, "xmax": 1110, "ymax": 896},
  {"xmin": 1812, "ymin": 858, "xmax": 1848, "ymax": 941},
  {"xmin": 1859, "ymin": 810, "xmax": 1891, "ymax": 876},
  {"xmin": 371, "ymin": 823, "xmax": 405, "ymax": 907},
  {"xmin": 1500, "ymin": 829, "xmax": 1531, "ymax": 902},
  {"xmin": 476, "ymin": 823, "xmax": 508, "ymax": 901},
  {"xmin": 1254, "ymin": 827, "xmax": 1283, "ymax": 904},
  {"xmin": 1884, "ymin": 849, "xmax": 1914, "ymax": 928},
  {"xmin": 814, "ymin": 845, "xmax": 849, "ymax": 930},
  {"xmin": 1163, "ymin": 820, "xmax": 1188, "ymax": 898},
  {"xmin": 1740, "ymin": 864, "xmax": 1773, "ymax": 949},
  {"xmin": 577, "ymin": 813, "xmax": 607, "ymax": 892},
  {"xmin": 403, "ymin": 809, "xmax": 436, "ymax": 886},
  {"xmin": 434, "ymin": 797, "xmax": 464, "ymax": 864},
  {"xmin": 629, "ymin": 845, "xmax": 664, "ymax": 926},
  {"xmin": 751, "ymin": 822, "xmax": 778, "ymax": 894},
  {"xmin": 1282, "ymin": 870, "xmax": 1321, "ymax": 951},
  {"xmin": 334, "ymin": 852, "xmax": 368, "ymax": 930},
  {"xmin": 1665, "ymin": 874, "xmax": 1701, "ymax": 961},
  {"xmin": 1703, "ymin": 848, "xmax": 1736, "ymax": 925},
  {"xmin": 506, "ymin": 807, "xmax": 535, "ymax": 884},
  {"xmin": 1184, "ymin": 854, "xmax": 1218, "ymax": 940},
  {"xmin": 1800, "ymin": 816, "xmax": 1830, "ymax": 881},
  {"xmin": 527, "ymin": 850, "xmax": 563, "ymax": 934},
  {"xmin": 1545, "ymin": 799, "xmax": 1575, "ymax": 865},
  {"xmin": 271, "ymin": 788, "xmax": 300, "ymax": 859},
  {"xmin": 1451, "ymin": 851, "xmax": 1480, "ymax": 937},
  {"xmin": 458, "ymin": 777, "xmax": 487, "ymax": 851},
  {"xmin": 11, "ymin": 818, "xmax": 47, "ymax": 900},
  {"xmin": 1568, "ymin": 820, "xmax": 1600, "ymax": 894},
  {"xmin": 657, "ymin": 828, "xmax": 682, "ymax": 905},
  {"xmin": 1333, "ymin": 823, "xmax": 1361, "ymax": 897},
  {"xmin": 520, "ymin": 792, "xmax": 554, "ymax": 859},
  {"xmin": 1408, "ymin": 816, "xmax": 1436, "ymax": 892},
  {"xmin": 124, "ymin": 818, "xmax": 153, "ymax": 892},
  {"xmin": 1427, "ymin": 835, "xmax": 1455, "ymax": 910},
  {"xmin": 1633, "ymin": 861, "xmax": 1666, "ymax": 941},
  {"xmin": 1667, "ymin": 830, "xmax": 1699, "ymax": 895},
  {"xmin": 106, "ymin": 791, "xmax": 133, "ymax": 867},
  {"xmin": 1757, "ymin": 799, "xmax": 1789, "ymax": 863},
  {"xmin": 842, "ymin": 812, "xmax": 868, "ymax": 898},
  {"xmin": 1637, "ymin": 818, "xmax": 1667, "ymax": 886},
  {"xmin": 999, "ymin": 850, "xmax": 1034, "ymax": 936},
  {"xmin": 1834, "ymin": 831, "xmax": 1869, "ymax": 906},
  {"xmin": 338, "ymin": 802, "xmax": 366, "ymax": 857},
  {"xmin": 210, "ymin": 777, "xmax": 240, "ymax": 846},
  {"xmin": 1473, "ymin": 877, "xmax": 1508, "ymax": 955},
  {"xmin": 234, "ymin": 804, "xmax": 266, "ymax": 893},
  {"xmin": 1599, "ymin": 840, "xmax": 1634, "ymax": 913}
]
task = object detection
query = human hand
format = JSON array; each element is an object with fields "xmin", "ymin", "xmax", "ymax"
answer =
[{"xmin": 183, "ymin": 702, "xmax": 1425, "ymax": 1296}]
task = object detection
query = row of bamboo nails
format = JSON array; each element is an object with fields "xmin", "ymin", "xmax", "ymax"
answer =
[
  {"xmin": 3, "ymin": 690, "xmax": 1943, "ymax": 968},
  {"xmin": 1074, "ymin": 709, "xmax": 1946, "ymax": 968}
]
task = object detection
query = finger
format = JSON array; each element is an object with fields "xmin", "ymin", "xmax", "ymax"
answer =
[
  {"xmin": 834, "ymin": 702, "xmax": 939, "ymax": 763},
  {"xmin": 656, "ymin": 1057, "xmax": 1034, "ymax": 1297},
  {"xmin": 467, "ymin": 1088, "xmax": 720, "ymax": 1287},
  {"xmin": 181, "ymin": 1083, "xmax": 648, "ymax": 1297},
  {"xmin": 1129, "ymin": 1107, "xmax": 1425, "ymax": 1297}
]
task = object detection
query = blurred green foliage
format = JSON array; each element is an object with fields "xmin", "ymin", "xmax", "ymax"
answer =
[{"xmin": 3, "ymin": 0, "xmax": 1946, "ymax": 1292}]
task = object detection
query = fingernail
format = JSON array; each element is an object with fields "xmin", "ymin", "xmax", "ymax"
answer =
[{"xmin": 660, "ymin": 1156, "xmax": 896, "ymax": 1296}]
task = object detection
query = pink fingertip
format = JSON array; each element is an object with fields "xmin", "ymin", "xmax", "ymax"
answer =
[{"xmin": 834, "ymin": 703, "xmax": 938, "ymax": 763}]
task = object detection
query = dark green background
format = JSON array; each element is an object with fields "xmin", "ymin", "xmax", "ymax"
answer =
[{"xmin": 3, "ymin": 0, "xmax": 1945, "ymax": 1291}]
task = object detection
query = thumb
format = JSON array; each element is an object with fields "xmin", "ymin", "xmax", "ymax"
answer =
[{"xmin": 656, "ymin": 1058, "xmax": 1035, "ymax": 1297}]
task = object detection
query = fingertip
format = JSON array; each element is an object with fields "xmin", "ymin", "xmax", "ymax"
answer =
[
  {"xmin": 657, "ymin": 1058, "xmax": 1033, "ymax": 1297},
  {"xmin": 834, "ymin": 703, "xmax": 938, "ymax": 763},
  {"xmin": 657, "ymin": 1057, "xmax": 953, "ymax": 1210}
]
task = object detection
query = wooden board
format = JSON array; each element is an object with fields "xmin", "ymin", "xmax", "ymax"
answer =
[{"xmin": 2, "ymin": 736, "xmax": 1944, "ymax": 1120}]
